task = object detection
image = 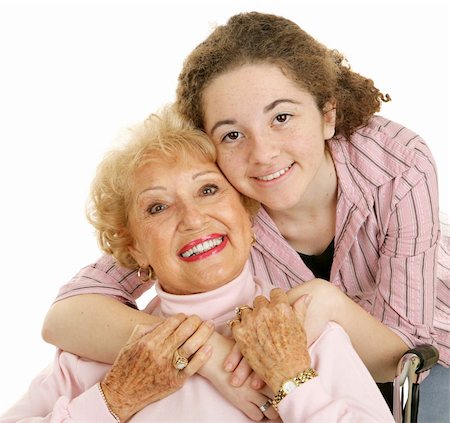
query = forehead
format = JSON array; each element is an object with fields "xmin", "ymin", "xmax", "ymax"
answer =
[
  {"xmin": 203, "ymin": 64, "xmax": 310, "ymax": 110},
  {"xmin": 133, "ymin": 154, "xmax": 221, "ymax": 184},
  {"xmin": 205, "ymin": 64, "xmax": 296, "ymax": 94}
]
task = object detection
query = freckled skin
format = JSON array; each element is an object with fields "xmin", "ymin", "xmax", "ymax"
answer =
[
  {"xmin": 232, "ymin": 289, "xmax": 310, "ymax": 393},
  {"xmin": 101, "ymin": 314, "xmax": 213, "ymax": 421}
]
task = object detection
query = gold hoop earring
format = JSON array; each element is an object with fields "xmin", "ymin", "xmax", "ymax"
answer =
[
  {"xmin": 137, "ymin": 265, "xmax": 154, "ymax": 282},
  {"xmin": 251, "ymin": 231, "xmax": 257, "ymax": 246}
]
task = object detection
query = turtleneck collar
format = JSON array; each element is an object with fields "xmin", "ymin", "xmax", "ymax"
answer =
[{"xmin": 151, "ymin": 261, "xmax": 263, "ymax": 331}]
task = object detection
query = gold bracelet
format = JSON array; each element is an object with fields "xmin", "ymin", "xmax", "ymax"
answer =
[
  {"xmin": 269, "ymin": 368, "xmax": 318, "ymax": 411},
  {"xmin": 98, "ymin": 383, "xmax": 121, "ymax": 423}
]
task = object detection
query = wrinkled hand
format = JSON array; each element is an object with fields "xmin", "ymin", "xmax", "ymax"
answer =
[
  {"xmin": 101, "ymin": 314, "xmax": 214, "ymax": 422},
  {"xmin": 231, "ymin": 288, "xmax": 311, "ymax": 393}
]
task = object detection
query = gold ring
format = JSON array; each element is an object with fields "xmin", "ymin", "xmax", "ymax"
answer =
[
  {"xmin": 226, "ymin": 318, "xmax": 241, "ymax": 329},
  {"xmin": 235, "ymin": 305, "xmax": 252, "ymax": 319},
  {"xmin": 172, "ymin": 349, "xmax": 188, "ymax": 370}
]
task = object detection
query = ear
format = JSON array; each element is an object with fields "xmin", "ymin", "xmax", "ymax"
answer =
[
  {"xmin": 128, "ymin": 242, "xmax": 148, "ymax": 268},
  {"xmin": 322, "ymin": 101, "xmax": 337, "ymax": 140}
]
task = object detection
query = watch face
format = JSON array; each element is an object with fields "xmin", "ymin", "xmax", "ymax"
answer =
[{"xmin": 282, "ymin": 380, "xmax": 297, "ymax": 395}]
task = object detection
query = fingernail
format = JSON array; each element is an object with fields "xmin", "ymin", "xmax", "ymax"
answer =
[
  {"xmin": 224, "ymin": 362, "xmax": 233, "ymax": 372},
  {"xmin": 205, "ymin": 320, "xmax": 215, "ymax": 328},
  {"xmin": 203, "ymin": 344, "xmax": 212, "ymax": 354},
  {"xmin": 251, "ymin": 379, "xmax": 261, "ymax": 389},
  {"xmin": 231, "ymin": 376, "xmax": 241, "ymax": 386}
]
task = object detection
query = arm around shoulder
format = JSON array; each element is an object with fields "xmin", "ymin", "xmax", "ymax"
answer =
[
  {"xmin": 42, "ymin": 255, "xmax": 159, "ymax": 364},
  {"xmin": 42, "ymin": 294, "xmax": 162, "ymax": 364}
]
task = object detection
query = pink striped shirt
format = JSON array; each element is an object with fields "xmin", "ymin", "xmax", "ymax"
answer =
[{"xmin": 56, "ymin": 116, "xmax": 449, "ymax": 365}]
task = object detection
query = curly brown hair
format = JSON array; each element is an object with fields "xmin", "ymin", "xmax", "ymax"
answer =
[{"xmin": 176, "ymin": 11, "xmax": 390, "ymax": 139}]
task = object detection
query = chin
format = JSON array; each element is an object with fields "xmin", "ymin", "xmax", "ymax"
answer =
[{"xmin": 263, "ymin": 198, "xmax": 296, "ymax": 211}]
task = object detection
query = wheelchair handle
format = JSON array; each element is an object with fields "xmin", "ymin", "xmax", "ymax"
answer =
[{"xmin": 405, "ymin": 344, "xmax": 439, "ymax": 373}]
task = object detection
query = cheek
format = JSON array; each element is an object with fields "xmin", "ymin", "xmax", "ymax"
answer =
[
  {"xmin": 147, "ymin": 245, "xmax": 173, "ymax": 279},
  {"xmin": 234, "ymin": 212, "xmax": 253, "ymax": 243},
  {"xmin": 217, "ymin": 155, "xmax": 244, "ymax": 183},
  {"xmin": 288, "ymin": 126, "xmax": 325, "ymax": 158},
  {"xmin": 135, "ymin": 227, "xmax": 167, "ymax": 263}
]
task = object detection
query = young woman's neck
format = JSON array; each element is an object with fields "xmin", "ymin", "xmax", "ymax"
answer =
[{"xmin": 265, "ymin": 149, "xmax": 337, "ymax": 255}]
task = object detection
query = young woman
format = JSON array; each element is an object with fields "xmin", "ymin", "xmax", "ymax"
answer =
[{"xmin": 42, "ymin": 12, "xmax": 449, "ymax": 421}]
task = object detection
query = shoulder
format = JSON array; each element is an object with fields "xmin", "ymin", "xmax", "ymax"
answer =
[
  {"xmin": 329, "ymin": 116, "xmax": 437, "ymax": 186},
  {"xmin": 70, "ymin": 255, "xmax": 139, "ymax": 284},
  {"xmin": 55, "ymin": 255, "xmax": 148, "ymax": 304},
  {"xmin": 357, "ymin": 116, "xmax": 433, "ymax": 158}
]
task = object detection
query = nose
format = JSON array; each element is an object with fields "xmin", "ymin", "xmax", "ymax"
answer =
[
  {"xmin": 178, "ymin": 203, "xmax": 209, "ymax": 232},
  {"xmin": 249, "ymin": 131, "xmax": 280, "ymax": 164}
]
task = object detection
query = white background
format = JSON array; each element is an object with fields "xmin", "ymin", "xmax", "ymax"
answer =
[{"xmin": 1, "ymin": 0, "xmax": 449, "ymax": 413}]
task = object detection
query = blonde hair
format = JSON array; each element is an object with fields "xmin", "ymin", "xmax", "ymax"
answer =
[
  {"xmin": 176, "ymin": 12, "xmax": 390, "ymax": 139},
  {"xmin": 87, "ymin": 105, "xmax": 258, "ymax": 269}
]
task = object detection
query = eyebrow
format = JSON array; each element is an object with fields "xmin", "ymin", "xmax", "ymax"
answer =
[
  {"xmin": 210, "ymin": 119, "xmax": 236, "ymax": 137},
  {"xmin": 264, "ymin": 98, "xmax": 299, "ymax": 112},
  {"xmin": 136, "ymin": 170, "xmax": 221, "ymax": 198},
  {"xmin": 210, "ymin": 98, "xmax": 300, "ymax": 136}
]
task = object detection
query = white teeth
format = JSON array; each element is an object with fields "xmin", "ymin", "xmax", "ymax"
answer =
[
  {"xmin": 256, "ymin": 164, "xmax": 292, "ymax": 181},
  {"xmin": 181, "ymin": 237, "xmax": 223, "ymax": 258}
]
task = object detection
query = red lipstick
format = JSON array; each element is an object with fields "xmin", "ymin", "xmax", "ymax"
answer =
[{"xmin": 178, "ymin": 234, "xmax": 228, "ymax": 262}]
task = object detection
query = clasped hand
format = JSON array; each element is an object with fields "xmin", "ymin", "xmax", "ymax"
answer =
[
  {"xmin": 230, "ymin": 288, "xmax": 311, "ymax": 394},
  {"xmin": 100, "ymin": 314, "xmax": 214, "ymax": 422}
]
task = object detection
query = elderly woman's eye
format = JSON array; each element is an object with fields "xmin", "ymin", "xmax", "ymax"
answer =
[
  {"xmin": 201, "ymin": 184, "xmax": 218, "ymax": 196},
  {"xmin": 148, "ymin": 203, "xmax": 167, "ymax": 214}
]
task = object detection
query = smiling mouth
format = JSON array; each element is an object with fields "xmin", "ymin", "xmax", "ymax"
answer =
[
  {"xmin": 255, "ymin": 163, "xmax": 293, "ymax": 181},
  {"xmin": 178, "ymin": 235, "xmax": 226, "ymax": 262}
]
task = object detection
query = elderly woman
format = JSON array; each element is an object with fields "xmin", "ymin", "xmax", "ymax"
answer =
[{"xmin": 1, "ymin": 107, "xmax": 393, "ymax": 422}]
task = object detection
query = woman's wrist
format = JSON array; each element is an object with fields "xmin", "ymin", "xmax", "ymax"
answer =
[
  {"xmin": 265, "ymin": 360, "xmax": 311, "ymax": 394},
  {"xmin": 99, "ymin": 380, "xmax": 133, "ymax": 423},
  {"xmin": 197, "ymin": 331, "xmax": 233, "ymax": 380},
  {"xmin": 269, "ymin": 368, "xmax": 318, "ymax": 410},
  {"xmin": 98, "ymin": 382, "xmax": 122, "ymax": 422}
]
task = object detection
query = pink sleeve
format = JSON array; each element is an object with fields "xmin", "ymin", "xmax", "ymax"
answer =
[
  {"xmin": 54, "ymin": 255, "xmax": 152, "ymax": 307},
  {"xmin": 278, "ymin": 323, "xmax": 394, "ymax": 422},
  {"xmin": 373, "ymin": 125, "xmax": 440, "ymax": 349},
  {"xmin": 373, "ymin": 143, "xmax": 440, "ymax": 345},
  {"xmin": 0, "ymin": 388, "xmax": 115, "ymax": 423},
  {"xmin": 65, "ymin": 385, "xmax": 117, "ymax": 422},
  {"xmin": 0, "ymin": 352, "xmax": 115, "ymax": 423}
]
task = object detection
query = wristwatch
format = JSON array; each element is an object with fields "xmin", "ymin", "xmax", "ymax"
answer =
[{"xmin": 270, "ymin": 368, "xmax": 318, "ymax": 410}]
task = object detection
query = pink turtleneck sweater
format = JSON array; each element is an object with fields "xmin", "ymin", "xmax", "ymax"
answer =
[{"xmin": 1, "ymin": 262, "xmax": 393, "ymax": 422}]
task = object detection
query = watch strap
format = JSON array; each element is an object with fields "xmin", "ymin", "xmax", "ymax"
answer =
[{"xmin": 270, "ymin": 368, "xmax": 318, "ymax": 410}]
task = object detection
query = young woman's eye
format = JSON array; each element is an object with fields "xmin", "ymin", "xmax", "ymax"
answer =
[
  {"xmin": 201, "ymin": 184, "xmax": 219, "ymax": 196},
  {"xmin": 273, "ymin": 113, "xmax": 291, "ymax": 125},
  {"xmin": 148, "ymin": 203, "xmax": 167, "ymax": 214},
  {"xmin": 222, "ymin": 131, "xmax": 241, "ymax": 143}
]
